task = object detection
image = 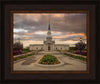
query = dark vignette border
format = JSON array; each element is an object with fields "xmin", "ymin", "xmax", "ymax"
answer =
[{"xmin": 1, "ymin": 0, "xmax": 99, "ymax": 84}]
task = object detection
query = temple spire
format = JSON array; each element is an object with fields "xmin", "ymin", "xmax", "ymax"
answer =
[
  {"xmin": 46, "ymin": 19, "xmax": 52, "ymax": 40},
  {"xmin": 48, "ymin": 19, "xmax": 50, "ymax": 30}
]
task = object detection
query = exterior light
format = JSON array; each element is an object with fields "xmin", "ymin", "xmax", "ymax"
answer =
[{"xmin": 80, "ymin": 38, "xmax": 82, "ymax": 41}]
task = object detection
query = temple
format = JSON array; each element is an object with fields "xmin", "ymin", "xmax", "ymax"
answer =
[{"xmin": 29, "ymin": 22, "xmax": 69, "ymax": 51}]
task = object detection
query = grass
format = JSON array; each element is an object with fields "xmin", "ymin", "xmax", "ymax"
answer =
[
  {"xmin": 64, "ymin": 53, "xmax": 87, "ymax": 61},
  {"xmin": 67, "ymin": 50, "xmax": 75, "ymax": 53},
  {"xmin": 13, "ymin": 53, "xmax": 34, "ymax": 61},
  {"xmin": 22, "ymin": 49, "xmax": 31, "ymax": 53},
  {"xmin": 39, "ymin": 54, "xmax": 60, "ymax": 65}
]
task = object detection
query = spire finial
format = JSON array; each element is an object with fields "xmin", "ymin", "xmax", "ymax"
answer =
[
  {"xmin": 49, "ymin": 18, "xmax": 50, "ymax": 24},
  {"xmin": 48, "ymin": 19, "xmax": 50, "ymax": 30}
]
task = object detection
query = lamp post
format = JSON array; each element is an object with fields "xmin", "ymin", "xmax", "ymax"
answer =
[
  {"xmin": 80, "ymin": 37, "xmax": 82, "ymax": 42},
  {"xmin": 76, "ymin": 37, "xmax": 85, "ymax": 55}
]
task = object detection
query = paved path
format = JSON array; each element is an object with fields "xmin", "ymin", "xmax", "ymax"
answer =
[{"xmin": 13, "ymin": 51, "xmax": 87, "ymax": 71}]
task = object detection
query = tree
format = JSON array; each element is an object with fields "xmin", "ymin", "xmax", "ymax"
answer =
[
  {"xmin": 76, "ymin": 42, "xmax": 86, "ymax": 54},
  {"xmin": 13, "ymin": 42, "xmax": 23, "ymax": 50}
]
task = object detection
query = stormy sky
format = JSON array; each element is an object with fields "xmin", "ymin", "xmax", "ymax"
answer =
[{"xmin": 13, "ymin": 13, "xmax": 87, "ymax": 47}]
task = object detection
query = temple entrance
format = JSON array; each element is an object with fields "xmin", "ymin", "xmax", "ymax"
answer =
[{"xmin": 48, "ymin": 46, "xmax": 50, "ymax": 51}]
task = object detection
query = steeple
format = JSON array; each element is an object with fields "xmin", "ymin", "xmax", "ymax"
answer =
[
  {"xmin": 48, "ymin": 23, "xmax": 50, "ymax": 30},
  {"xmin": 46, "ymin": 19, "xmax": 52, "ymax": 40},
  {"xmin": 48, "ymin": 19, "xmax": 50, "ymax": 30}
]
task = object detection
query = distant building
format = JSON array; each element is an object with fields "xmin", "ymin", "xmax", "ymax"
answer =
[{"xmin": 29, "ymin": 23, "xmax": 69, "ymax": 51}]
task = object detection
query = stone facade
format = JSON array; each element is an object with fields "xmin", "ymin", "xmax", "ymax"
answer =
[{"xmin": 29, "ymin": 23, "xmax": 69, "ymax": 51}]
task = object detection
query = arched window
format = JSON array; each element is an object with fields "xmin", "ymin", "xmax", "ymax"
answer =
[{"xmin": 48, "ymin": 46, "xmax": 50, "ymax": 51}]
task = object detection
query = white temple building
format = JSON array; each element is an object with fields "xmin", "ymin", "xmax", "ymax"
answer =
[{"xmin": 29, "ymin": 23, "xmax": 69, "ymax": 51}]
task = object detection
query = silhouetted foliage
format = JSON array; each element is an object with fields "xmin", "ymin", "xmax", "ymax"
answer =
[
  {"xmin": 76, "ymin": 42, "xmax": 86, "ymax": 54},
  {"xmin": 13, "ymin": 42, "xmax": 23, "ymax": 50}
]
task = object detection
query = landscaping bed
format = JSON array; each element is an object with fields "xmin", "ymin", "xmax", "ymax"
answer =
[
  {"xmin": 39, "ymin": 54, "xmax": 60, "ymax": 65},
  {"xmin": 13, "ymin": 50, "xmax": 23, "ymax": 56},
  {"xmin": 67, "ymin": 50, "xmax": 87, "ymax": 56},
  {"xmin": 13, "ymin": 49, "xmax": 31, "ymax": 56},
  {"xmin": 64, "ymin": 53, "xmax": 87, "ymax": 61},
  {"xmin": 75, "ymin": 50, "xmax": 87, "ymax": 56},
  {"xmin": 13, "ymin": 53, "xmax": 34, "ymax": 61}
]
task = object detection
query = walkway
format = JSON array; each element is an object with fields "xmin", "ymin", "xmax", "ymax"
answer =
[{"xmin": 13, "ymin": 51, "xmax": 87, "ymax": 71}]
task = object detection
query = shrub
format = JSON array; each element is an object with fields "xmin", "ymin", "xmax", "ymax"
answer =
[
  {"xmin": 13, "ymin": 50, "xmax": 23, "ymax": 55},
  {"xmin": 81, "ymin": 51, "xmax": 87, "ymax": 56},
  {"xmin": 69, "ymin": 47, "xmax": 77, "ymax": 51},
  {"xmin": 75, "ymin": 50, "xmax": 80, "ymax": 54},
  {"xmin": 76, "ymin": 42, "xmax": 86, "ymax": 54},
  {"xmin": 75, "ymin": 50, "xmax": 87, "ymax": 56},
  {"xmin": 13, "ymin": 42, "xmax": 23, "ymax": 51}
]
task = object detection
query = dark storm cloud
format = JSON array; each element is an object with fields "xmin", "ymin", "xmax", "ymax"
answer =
[
  {"xmin": 14, "ymin": 15, "xmax": 39, "ymax": 30},
  {"xmin": 14, "ymin": 14, "xmax": 50, "ymax": 32},
  {"xmin": 14, "ymin": 13, "xmax": 86, "ymax": 32},
  {"xmin": 13, "ymin": 13, "xmax": 87, "ymax": 42},
  {"xmin": 51, "ymin": 14, "xmax": 87, "ymax": 33}
]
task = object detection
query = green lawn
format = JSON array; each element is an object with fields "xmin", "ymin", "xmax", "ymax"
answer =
[
  {"xmin": 22, "ymin": 49, "xmax": 31, "ymax": 53},
  {"xmin": 13, "ymin": 53, "xmax": 34, "ymax": 61},
  {"xmin": 64, "ymin": 53, "xmax": 87, "ymax": 61}
]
